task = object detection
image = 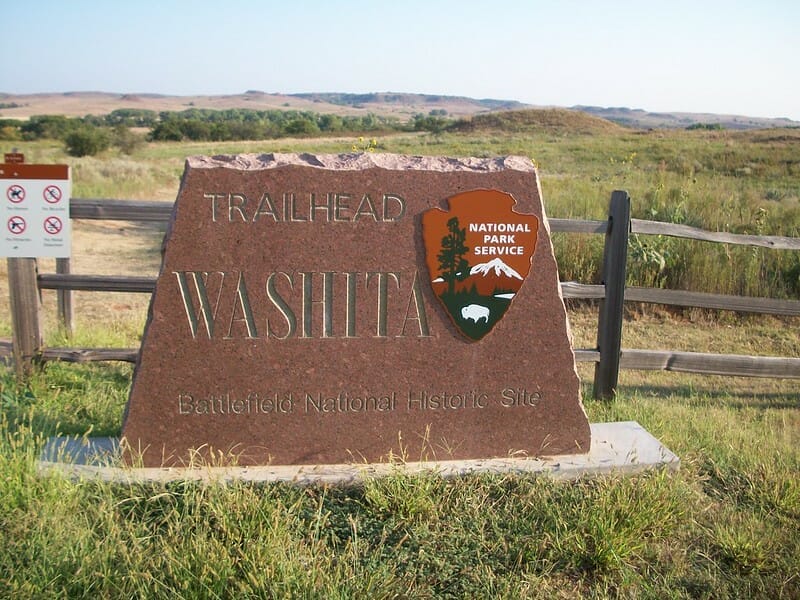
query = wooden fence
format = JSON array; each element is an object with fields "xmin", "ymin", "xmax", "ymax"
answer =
[{"xmin": 4, "ymin": 191, "xmax": 800, "ymax": 398}]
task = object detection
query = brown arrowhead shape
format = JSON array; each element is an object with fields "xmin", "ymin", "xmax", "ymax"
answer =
[{"xmin": 422, "ymin": 190, "xmax": 538, "ymax": 341}]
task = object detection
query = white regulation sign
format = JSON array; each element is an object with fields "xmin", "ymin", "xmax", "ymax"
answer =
[{"xmin": 1, "ymin": 162, "xmax": 71, "ymax": 258}]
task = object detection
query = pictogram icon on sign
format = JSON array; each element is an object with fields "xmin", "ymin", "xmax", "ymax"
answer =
[
  {"xmin": 8, "ymin": 215, "xmax": 26, "ymax": 234},
  {"xmin": 44, "ymin": 215, "xmax": 63, "ymax": 235},
  {"xmin": 43, "ymin": 185, "xmax": 63, "ymax": 204},
  {"xmin": 7, "ymin": 184, "xmax": 25, "ymax": 203}
]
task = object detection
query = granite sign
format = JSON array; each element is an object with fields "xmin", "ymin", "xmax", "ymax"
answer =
[{"xmin": 121, "ymin": 153, "xmax": 591, "ymax": 467}]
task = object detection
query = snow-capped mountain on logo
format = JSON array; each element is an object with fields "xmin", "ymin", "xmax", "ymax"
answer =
[
  {"xmin": 470, "ymin": 258, "xmax": 523, "ymax": 280},
  {"xmin": 430, "ymin": 258, "xmax": 526, "ymax": 296},
  {"xmin": 457, "ymin": 258, "xmax": 526, "ymax": 296}
]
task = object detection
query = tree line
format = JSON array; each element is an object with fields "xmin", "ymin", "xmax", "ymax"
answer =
[{"xmin": 0, "ymin": 108, "xmax": 455, "ymax": 156}]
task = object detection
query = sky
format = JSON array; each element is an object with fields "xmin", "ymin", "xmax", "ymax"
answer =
[{"xmin": 2, "ymin": 0, "xmax": 799, "ymax": 121}]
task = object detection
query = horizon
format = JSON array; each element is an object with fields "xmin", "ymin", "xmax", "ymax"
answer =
[
  {"xmin": 3, "ymin": 1, "xmax": 799, "ymax": 122},
  {"xmin": 2, "ymin": 90, "xmax": 796, "ymax": 126}
]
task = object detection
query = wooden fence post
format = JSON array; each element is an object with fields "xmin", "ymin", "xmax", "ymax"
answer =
[
  {"xmin": 7, "ymin": 257, "xmax": 43, "ymax": 379},
  {"xmin": 593, "ymin": 190, "xmax": 631, "ymax": 400},
  {"xmin": 56, "ymin": 257, "xmax": 74, "ymax": 334}
]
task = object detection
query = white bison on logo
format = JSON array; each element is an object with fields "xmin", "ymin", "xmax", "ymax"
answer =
[{"xmin": 461, "ymin": 304, "xmax": 490, "ymax": 324}]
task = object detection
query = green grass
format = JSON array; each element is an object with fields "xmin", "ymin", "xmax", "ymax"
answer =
[
  {"xmin": 1, "ymin": 359, "xmax": 798, "ymax": 598},
  {"xmin": 1, "ymin": 313, "xmax": 798, "ymax": 598}
]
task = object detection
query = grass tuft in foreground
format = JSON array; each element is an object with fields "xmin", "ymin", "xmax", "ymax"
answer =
[{"xmin": 1, "ymin": 363, "xmax": 798, "ymax": 598}]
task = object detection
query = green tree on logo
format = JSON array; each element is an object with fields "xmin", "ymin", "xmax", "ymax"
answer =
[{"xmin": 438, "ymin": 217, "xmax": 470, "ymax": 296}]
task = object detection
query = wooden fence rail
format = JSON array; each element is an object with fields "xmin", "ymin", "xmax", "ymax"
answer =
[
  {"xmin": 5, "ymin": 192, "xmax": 800, "ymax": 398},
  {"xmin": 630, "ymin": 219, "xmax": 800, "ymax": 250}
]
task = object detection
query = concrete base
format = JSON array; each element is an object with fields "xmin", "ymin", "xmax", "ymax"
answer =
[{"xmin": 38, "ymin": 421, "xmax": 679, "ymax": 485}]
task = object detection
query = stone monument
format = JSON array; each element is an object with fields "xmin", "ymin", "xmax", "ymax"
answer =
[{"xmin": 121, "ymin": 153, "xmax": 591, "ymax": 467}]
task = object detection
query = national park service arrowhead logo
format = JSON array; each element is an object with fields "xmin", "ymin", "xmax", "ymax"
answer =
[{"xmin": 422, "ymin": 189, "xmax": 538, "ymax": 341}]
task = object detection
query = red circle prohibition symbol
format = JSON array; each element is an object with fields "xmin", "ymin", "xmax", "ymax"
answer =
[
  {"xmin": 8, "ymin": 215, "xmax": 26, "ymax": 234},
  {"xmin": 43, "ymin": 185, "xmax": 63, "ymax": 204},
  {"xmin": 7, "ymin": 185, "xmax": 25, "ymax": 203},
  {"xmin": 44, "ymin": 215, "xmax": 63, "ymax": 235}
]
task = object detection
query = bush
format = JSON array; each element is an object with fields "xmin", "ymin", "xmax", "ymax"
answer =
[
  {"xmin": 0, "ymin": 123, "xmax": 21, "ymax": 141},
  {"xmin": 412, "ymin": 113, "xmax": 451, "ymax": 134},
  {"xmin": 111, "ymin": 124, "xmax": 145, "ymax": 155},
  {"xmin": 21, "ymin": 115, "xmax": 80, "ymax": 140},
  {"xmin": 318, "ymin": 114, "xmax": 343, "ymax": 132},
  {"xmin": 65, "ymin": 127, "xmax": 110, "ymax": 157},
  {"xmin": 105, "ymin": 108, "xmax": 158, "ymax": 127},
  {"xmin": 148, "ymin": 120, "xmax": 183, "ymax": 142},
  {"xmin": 284, "ymin": 117, "xmax": 320, "ymax": 136},
  {"xmin": 687, "ymin": 123, "xmax": 724, "ymax": 131}
]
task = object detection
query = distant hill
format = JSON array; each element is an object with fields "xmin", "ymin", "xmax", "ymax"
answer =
[
  {"xmin": 290, "ymin": 92, "xmax": 527, "ymax": 114},
  {"xmin": 0, "ymin": 91, "xmax": 527, "ymax": 121},
  {"xmin": 451, "ymin": 108, "xmax": 623, "ymax": 135},
  {"xmin": 573, "ymin": 105, "xmax": 798, "ymax": 130},
  {"xmin": 0, "ymin": 91, "xmax": 797, "ymax": 129}
]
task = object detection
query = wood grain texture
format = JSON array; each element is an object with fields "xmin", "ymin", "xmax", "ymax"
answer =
[
  {"xmin": 625, "ymin": 287, "xmax": 800, "ymax": 315},
  {"xmin": 70, "ymin": 198, "xmax": 173, "ymax": 221},
  {"xmin": 549, "ymin": 218, "xmax": 607, "ymax": 234},
  {"xmin": 7, "ymin": 258, "xmax": 42, "ymax": 377},
  {"xmin": 631, "ymin": 219, "xmax": 800, "ymax": 250},
  {"xmin": 594, "ymin": 191, "xmax": 631, "ymax": 399},
  {"xmin": 42, "ymin": 347, "xmax": 139, "ymax": 363},
  {"xmin": 55, "ymin": 258, "xmax": 74, "ymax": 333},
  {"xmin": 620, "ymin": 349, "xmax": 800, "ymax": 378},
  {"xmin": 38, "ymin": 274, "xmax": 156, "ymax": 292}
]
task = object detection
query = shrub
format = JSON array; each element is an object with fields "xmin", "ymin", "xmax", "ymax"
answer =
[
  {"xmin": 64, "ymin": 127, "xmax": 110, "ymax": 157},
  {"xmin": 284, "ymin": 117, "xmax": 320, "ymax": 136},
  {"xmin": 105, "ymin": 108, "xmax": 158, "ymax": 127},
  {"xmin": 687, "ymin": 123, "xmax": 724, "ymax": 131},
  {"xmin": 0, "ymin": 123, "xmax": 21, "ymax": 141},
  {"xmin": 148, "ymin": 120, "xmax": 183, "ymax": 142},
  {"xmin": 21, "ymin": 115, "xmax": 80, "ymax": 140},
  {"xmin": 412, "ymin": 113, "xmax": 451, "ymax": 134},
  {"xmin": 111, "ymin": 124, "xmax": 145, "ymax": 155},
  {"xmin": 318, "ymin": 114, "xmax": 343, "ymax": 132}
]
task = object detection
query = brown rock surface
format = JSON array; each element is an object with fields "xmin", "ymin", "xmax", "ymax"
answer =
[{"xmin": 121, "ymin": 153, "xmax": 590, "ymax": 466}]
